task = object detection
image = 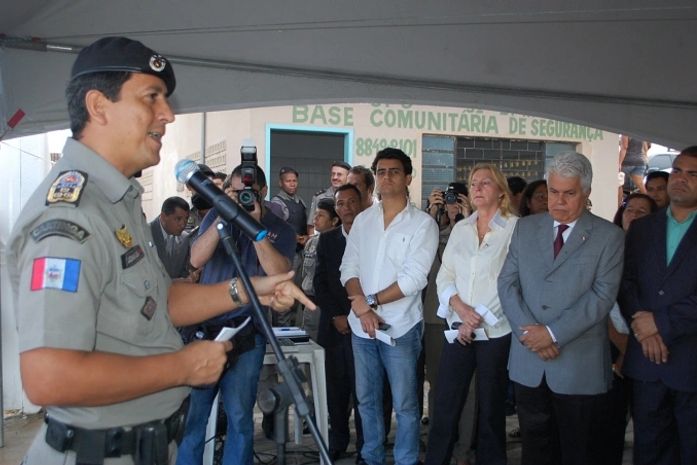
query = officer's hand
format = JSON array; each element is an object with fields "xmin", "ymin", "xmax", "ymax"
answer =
[
  {"xmin": 251, "ymin": 272, "xmax": 317, "ymax": 311},
  {"xmin": 181, "ymin": 340, "xmax": 233, "ymax": 386}
]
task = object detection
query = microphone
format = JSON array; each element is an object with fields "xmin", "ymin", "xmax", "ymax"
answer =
[{"xmin": 175, "ymin": 159, "xmax": 268, "ymax": 242}]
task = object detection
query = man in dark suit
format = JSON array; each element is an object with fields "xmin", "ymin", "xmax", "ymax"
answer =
[
  {"xmin": 619, "ymin": 146, "xmax": 697, "ymax": 465},
  {"xmin": 314, "ymin": 183, "xmax": 364, "ymax": 461},
  {"xmin": 498, "ymin": 151, "xmax": 624, "ymax": 465},
  {"xmin": 150, "ymin": 196, "xmax": 191, "ymax": 279}
]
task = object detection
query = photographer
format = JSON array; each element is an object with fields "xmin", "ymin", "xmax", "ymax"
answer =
[
  {"xmin": 426, "ymin": 183, "xmax": 471, "ymax": 230},
  {"xmin": 178, "ymin": 164, "xmax": 296, "ymax": 465}
]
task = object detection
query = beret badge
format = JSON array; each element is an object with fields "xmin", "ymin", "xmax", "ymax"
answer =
[{"xmin": 149, "ymin": 54, "xmax": 167, "ymax": 73}]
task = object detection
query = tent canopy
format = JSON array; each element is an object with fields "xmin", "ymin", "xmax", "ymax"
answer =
[{"xmin": 2, "ymin": 0, "xmax": 696, "ymax": 148}]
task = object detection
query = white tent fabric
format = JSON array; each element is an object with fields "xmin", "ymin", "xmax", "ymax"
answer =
[{"xmin": 1, "ymin": 0, "xmax": 696, "ymax": 147}]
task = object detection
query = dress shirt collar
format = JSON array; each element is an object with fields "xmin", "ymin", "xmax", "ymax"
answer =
[
  {"xmin": 553, "ymin": 219, "xmax": 578, "ymax": 229},
  {"xmin": 464, "ymin": 209, "xmax": 509, "ymax": 230},
  {"xmin": 553, "ymin": 218, "xmax": 578, "ymax": 239},
  {"xmin": 374, "ymin": 198, "xmax": 414, "ymax": 223},
  {"xmin": 158, "ymin": 218, "xmax": 177, "ymax": 243}
]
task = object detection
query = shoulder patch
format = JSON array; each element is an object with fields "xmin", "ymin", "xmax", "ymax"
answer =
[
  {"xmin": 31, "ymin": 219, "xmax": 90, "ymax": 244},
  {"xmin": 31, "ymin": 257, "xmax": 81, "ymax": 293},
  {"xmin": 46, "ymin": 170, "xmax": 88, "ymax": 207}
]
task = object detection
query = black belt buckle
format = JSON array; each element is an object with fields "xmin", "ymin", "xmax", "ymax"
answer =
[{"xmin": 134, "ymin": 422, "xmax": 169, "ymax": 465}]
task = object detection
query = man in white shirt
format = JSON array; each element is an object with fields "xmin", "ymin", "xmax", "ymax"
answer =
[{"xmin": 340, "ymin": 148, "xmax": 439, "ymax": 465}]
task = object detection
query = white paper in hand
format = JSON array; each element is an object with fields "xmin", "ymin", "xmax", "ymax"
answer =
[
  {"xmin": 214, "ymin": 316, "xmax": 252, "ymax": 341},
  {"xmin": 444, "ymin": 330, "xmax": 458, "ymax": 344},
  {"xmin": 444, "ymin": 328, "xmax": 489, "ymax": 343},
  {"xmin": 375, "ymin": 329, "xmax": 396, "ymax": 346}
]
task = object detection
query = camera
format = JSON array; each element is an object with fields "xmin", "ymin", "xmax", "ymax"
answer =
[
  {"xmin": 239, "ymin": 142, "xmax": 258, "ymax": 211},
  {"xmin": 444, "ymin": 186, "xmax": 458, "ymax": 204}
]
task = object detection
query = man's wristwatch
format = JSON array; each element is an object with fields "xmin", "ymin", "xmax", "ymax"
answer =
[{"xmin": 365, "ymin": 294, "xmax": 379, "ymax": 310}]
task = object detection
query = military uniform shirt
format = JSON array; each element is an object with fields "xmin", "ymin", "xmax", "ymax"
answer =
[
  {"xmin": 7, "ymin": 138, "xmax": 188, "ymax": 429},
  {"xmin": 307, "ymin": 186, "xmax": 335, "ymax": 227}
]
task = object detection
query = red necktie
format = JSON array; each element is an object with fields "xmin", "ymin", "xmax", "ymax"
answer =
[{"xmin": 554, "ymin": 224, "xmax": 569, "ymax": 258}]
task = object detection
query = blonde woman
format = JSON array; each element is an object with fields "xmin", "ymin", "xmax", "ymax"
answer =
[{"xmin": 424, "ymin": 164, "xmax": 518, "ymax": 465}]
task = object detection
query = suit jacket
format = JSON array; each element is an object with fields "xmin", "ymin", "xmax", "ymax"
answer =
[
  {"xmin": 149, "ymin": 219, "xmax": 190, "ymax": 279},
  {"xmin": 619, "ymin": 209, "xmax": 697, "ymax": 392},
  {"xmin": 313, "ymin": 226, "xmax": 351, "ymax": 348},
  {"xmin": 498, "ymin": 210, "xmax": 624, "ymax": 395}
]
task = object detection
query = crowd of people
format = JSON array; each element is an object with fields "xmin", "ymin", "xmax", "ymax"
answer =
[{"xmin": 7, "ymin": 36, "xmax": 697, "ymax": 465}]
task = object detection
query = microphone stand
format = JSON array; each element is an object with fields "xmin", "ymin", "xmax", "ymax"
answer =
[{"xmin": 215, "ymin": 221, "xmax": 332, "ymax": 465}]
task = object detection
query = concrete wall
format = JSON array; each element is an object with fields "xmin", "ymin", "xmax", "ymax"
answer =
[{"xmin": 149, "ymin": 104, "xmax": 620, "ymax": 221}]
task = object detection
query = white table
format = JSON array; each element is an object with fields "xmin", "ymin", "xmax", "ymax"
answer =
[{"xmin": 203, "ymin": 340, "xmax": 328, "ymax": 464}]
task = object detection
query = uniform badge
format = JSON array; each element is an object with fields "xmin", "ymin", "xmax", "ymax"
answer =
[
  {"xmin": 31, "ymin": 219, "xmax": 90, "ymax": 244},
  {"xmin": 115, "ymin": 225, "xmax": 133, "ymax": 248},
  {"xmin": 149, "ymin": 54, "xmax": 167, "ymax": 72},
  {"xmin": 121, "ymin": 245, "xmax": 145, "ymax": 269},
  {"xmin": 46, "ymin": 170, "xmax": 88, "ymax": 207},
  {"xmin": 140, "ymin": 296, "xmax": 157, "ymax": 320}
]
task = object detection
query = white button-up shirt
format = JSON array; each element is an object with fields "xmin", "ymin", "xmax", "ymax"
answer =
[
  {"xmin": 436, "ymin": 210, "xmax": 517, "ymax": 338},
  {"xmin": 340, "ymin": 201, "xmax": 439, "ymax": 339}
]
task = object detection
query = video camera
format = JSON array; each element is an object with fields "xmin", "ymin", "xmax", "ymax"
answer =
[{"xmin": 239, "ymin": 142, "xmax": 258, "ymax": 212}]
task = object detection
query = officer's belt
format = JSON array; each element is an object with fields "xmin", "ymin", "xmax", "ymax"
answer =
[{"xmin": 44, "ymin": 397, "xmax": 188, "ymax": 465}]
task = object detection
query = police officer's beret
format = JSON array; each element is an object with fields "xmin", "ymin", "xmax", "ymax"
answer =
[
  {"xmin": 331, "ymin": 161, "xmax": 351, "ymax": 171},
  {"xmin": 71, "ymin": 36, "xmax": 176, "ymax": 96},
  {"xmin": 279, "ymin": 166, "xmax": 299, "ymax": 178}
]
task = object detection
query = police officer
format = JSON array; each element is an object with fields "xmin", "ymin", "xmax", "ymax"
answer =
[
  {"xmin": 7, "ymin": 36, "xmax": 313, "ymax": 465},
  {"xmin": 307, "ymin": 161, "xmax": 351, "ymax": 235},
  {"xmin": 270, "ymin": 166, "xmax": 309, "ymax": 253}
]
